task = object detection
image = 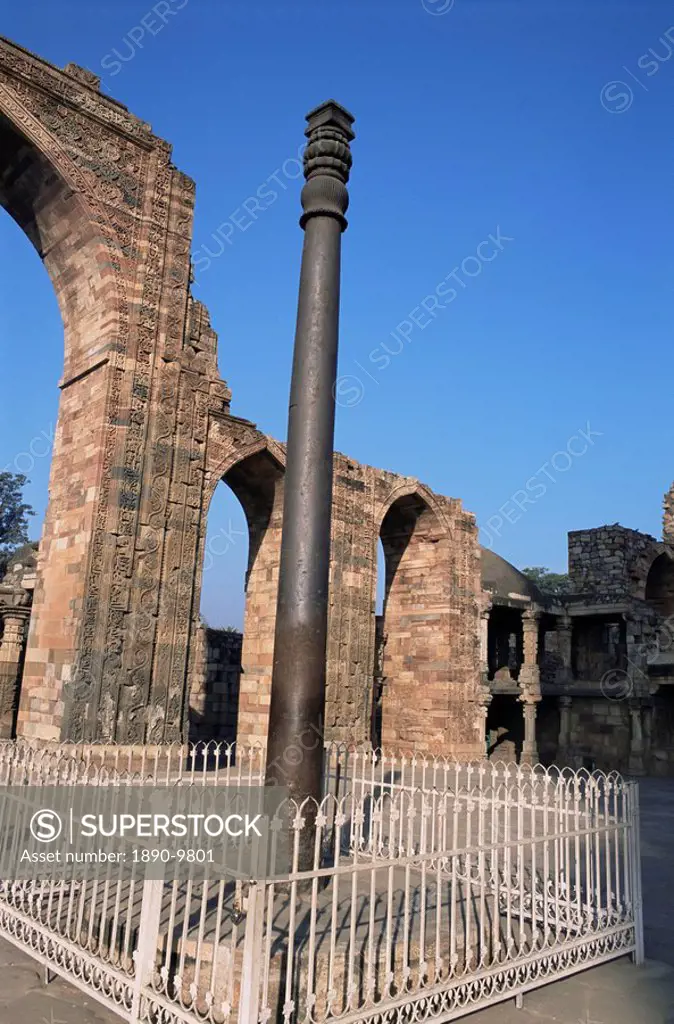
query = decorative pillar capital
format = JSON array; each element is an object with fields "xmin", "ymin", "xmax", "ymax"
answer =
[
  {"xmin": 475, "ymin": 680, "xmax": 492, "ymax": 707},
  {"xmin": 300, "ymin": 100, "xmax": 355, "ymax": 231},
  {"xmin": 0, "ymin": 601, "xmax": 30, "ymax": 647}
]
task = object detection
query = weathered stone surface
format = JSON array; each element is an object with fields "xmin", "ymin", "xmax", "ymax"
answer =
[
  {"xmin": 1, "ymin": 38, "xmax": 483, "ymax": 758},
  {"xmin": 198, "ymin": 423, "xmax": 483, "ymax": 755}
]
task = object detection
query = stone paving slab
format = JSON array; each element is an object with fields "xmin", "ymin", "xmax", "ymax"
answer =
[{"xmin": 0, "ymin": 939, "xmax": 118, "ymax": 1023}]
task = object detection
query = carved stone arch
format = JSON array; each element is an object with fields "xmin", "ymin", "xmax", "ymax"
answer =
[
  {"xmin": 375, "ymin": 482, "xmax": 464, "ymax": 753},
  {"xmin": 0, "ymin": 40, "xmax": 229, "ymax": 744},
  {"xmin": 0, "ymin": 79, "xmax": 127, "ymax": 283},
  {"xmin": 0, "ymin": 75, "xmax": 137, "ymax": 741},
  {"xmin": 632, "ymin": 542, "xmax": 669, "ymax": 603},
  {"xmin": 643, "ymin": 548, "xmax": 674, "ymax": 617},
  {"xmin": 374, "ymin": 480, "xmax": 453, "ymax": 538},
  {"xmin": 205, "ymin": 433, "xmax": 286, "ymax": 511},
  {"xmin": 193, "ymin": 428, "xmax": 287, "ymax": 747}
]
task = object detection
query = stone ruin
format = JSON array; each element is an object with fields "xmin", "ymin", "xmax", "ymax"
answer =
[
  {"xmin": 0, "ymin": 38, "xmax": 484, "ymax": 758},
  {"xmin": 1, "ymin": 37, "xmax": 674, "ymax": 774}
]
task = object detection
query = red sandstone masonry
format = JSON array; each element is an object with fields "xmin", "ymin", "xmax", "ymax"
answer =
[{"xmin": 2, "ymin": 38, "xmax": 483, "ymax": 755}]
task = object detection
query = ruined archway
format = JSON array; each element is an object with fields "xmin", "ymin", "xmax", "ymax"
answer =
[
  {"xmin": 645, "ymin": 553, "xmax": 674, "ymax": 619},
  {"xmin": 378, "ymin": 490, "xmax": 452, "ymax": 751},
  {"xmin": 0, "ymin": 87, "xmax": 127, "ymax": 740},
  {"xmin": 1, "ymin": 39, "xmax": 485, "ymax": 756},
  {"xmin": 0, "ymin": 42, "xmax": 228, "ymax": 744},
  {"xmin": 195, "ymin": 441, "xmax": 285, "ymax": 748}
]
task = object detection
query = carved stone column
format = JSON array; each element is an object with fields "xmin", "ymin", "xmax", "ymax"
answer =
[
  {"xmin": 474, "ymin": 683, "xmax": 492, "ymax": 760},
  {"xmin": 519, "ymin": 697, "xmax": 539, "ymax": 765},
  {"xmin": 555, "ymin": 613, "xmax": 573, "ymax": 685},
  {"xmin": 628, "ymin": 698, "xmax": 646, "ymax": 776},
  {"xmin": 519, "ymin": 609, "xmax": 541, "ymax": 691},
  {"xmin": 557, "ymin": 695, "xmax": 572, "ymax": 761},
  {"xmin": 480, "ymin": 600, "xmax": 492, "ymax": 683},
  {"xmin": 519, "ymin": 609, "xmax": 541, "ymax": 764},
  {"xmin": 625, "ymin": 617, "xmax": 648, "ymax": 700},
  {"xmin": 0, "ymin": 607, "xmax": 29, "ymax": 738}
]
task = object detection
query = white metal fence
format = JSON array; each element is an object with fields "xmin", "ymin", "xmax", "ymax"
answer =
[{"xmin": 0, "ymin": 741, "xmax": 643, "ymax": 1023}]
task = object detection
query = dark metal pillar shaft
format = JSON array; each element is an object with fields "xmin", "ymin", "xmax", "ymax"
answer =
[{"xmin": 265, "ymin": 102, "xmax": 355, "ymax": 814}]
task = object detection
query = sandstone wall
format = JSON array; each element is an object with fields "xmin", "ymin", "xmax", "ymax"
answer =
[
  {"xmin": 568, "ymin": 525, "xmax": 660, "ymax": 602},
  {"xmin": 189, "ymin": 626, "xmax": 242, "ymax": 743},
  {"xmin": 563, "ymin": 697, "xmax": 631, "ymax": 773},
  {"xmin": 198, "ymin": 420, "xmax": 485, "ymax": 757}
]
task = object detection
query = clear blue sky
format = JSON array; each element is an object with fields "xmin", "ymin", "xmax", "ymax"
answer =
[{"xmin": 1, "ymin": 0, "xmax": 673, "ymax": 627}]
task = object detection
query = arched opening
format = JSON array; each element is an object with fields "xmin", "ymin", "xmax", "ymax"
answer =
[
  {"xmin": 486, "ymin": 695, "xmax": 523, "ymax": 761},
  {"xmin": 191, "ymin": 449, "xmax": 284, "ymax": 746},
  {"xmin": 378, "ymin": 493, "xmax": 450, "ymax": 751},
  {"xmin": 0, "ymin": 106, "xmax": 125, "ymax": 739},
  {"xmin": 0, "ymin": 212, "xmax": 60, "ymax": 535},
  {"xmin": 487, "ymin": 607, "xmax": 523, "ymax": 682},
  {"xmin": 645, "ymin": 553, "xmax": 674, "ymax": 619},
  {"xmin": 0, "ymin": 205, "xmax": 60, "ymax": 739}
]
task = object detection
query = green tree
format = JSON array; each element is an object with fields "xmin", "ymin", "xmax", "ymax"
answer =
[
  {"xmin": 0, "ymin": 472, "xmax": 35, "ymax": 576},
  {"xmin": 521, "ymin": 566, "xmax": 571, "ymax": 595}
]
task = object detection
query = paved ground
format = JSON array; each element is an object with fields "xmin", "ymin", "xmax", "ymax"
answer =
[{"xmin": 0, "ymin": 778, "xmax": 671, "ymax": 1024}]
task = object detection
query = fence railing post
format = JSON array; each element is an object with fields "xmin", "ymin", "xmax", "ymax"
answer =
[
  {"xmin": 629, "ymin": 781, "xmax": 645, "ymax": 965},
  {"xmin": 131, "ymin": 877, "xmax": 164, "ymax": 1023},
  {"xmin": 238, "ymin": 881, "xmax": 265, "ymax": 1024}
]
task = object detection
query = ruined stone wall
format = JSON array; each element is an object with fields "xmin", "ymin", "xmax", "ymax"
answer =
[
  {"xmin": 3, "ymin": 38, "xmax": 483, "ymax": 756},
  {"xmin": 200, "ymin": 420, "xmax": 484, "ymax": 757},
  {"xmin": 189, "ymin": 626, "xmax": 242, "ymax": 743},
  {"xmin": 562, "ymin": 697, "xmax": 632, "ymax": 773},
  {"xmin": 568, "ymin": 525, "xmax": 660, "ymax": 602},
  {"xmin": 571, "ymin": 618, "xmax": 626, "ymax": 682},
  {"xmin": 649, "ymin": 689, "xmax": 674, "ymax": 775},
  {"xmin": 0, "ymin": 39, "xmax": 231, "ymax": 742}
]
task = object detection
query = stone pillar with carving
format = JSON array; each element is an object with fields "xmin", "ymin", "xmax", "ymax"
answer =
[
  {"xmin": 0, "ymin": 604, "xmax": 29, "ymax": 738},
  {"xmin": 519, "ymin": 700, "xmax": 539, "ymax": 765},
  {"xmin": 555, "ymin": 613, "xmax": 573, "ymax": 686},
  {"xmin": 519, "ymin": 608, "xmax": 541, "ymax": 765},
  {"xmin": 557, "ymin": 694, "xmax": 572, "ymax": 761},
  {"xmin": 474, "ymin": 685, "xmax": 492, "ymax": 760},
  {"xmin": 479, "ymin": 598, "xmax": 492, "ymax": 683},
  {"xmin": 628, "ymin": 698, "xmax": 646, "ymax": 776},
  {"xmin": 625, "ymin": 616, "xmax": 648, "ymax": 700}
]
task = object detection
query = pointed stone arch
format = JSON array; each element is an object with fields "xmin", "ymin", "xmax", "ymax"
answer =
[
  {"xmin": 645, "ymin": 551, "xmax": 674, "ymax": 618},
  {"xmin": 376, "ymin": 488, "xmax": 453, "ymax": 750},
  {"xmin": 197, "ymin": 426, "xmax": 286, "ymax": 745},
  {"xmin": 375, "ymin": 479, "xmax": 453, "ymax": 538},
  {"xmin": 0, "ymin": 39, "xmax": 225, "ymax": 743},
  {"xmin": 0, "ymin": 69, "xmax": 133, "ymax": 741}
]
